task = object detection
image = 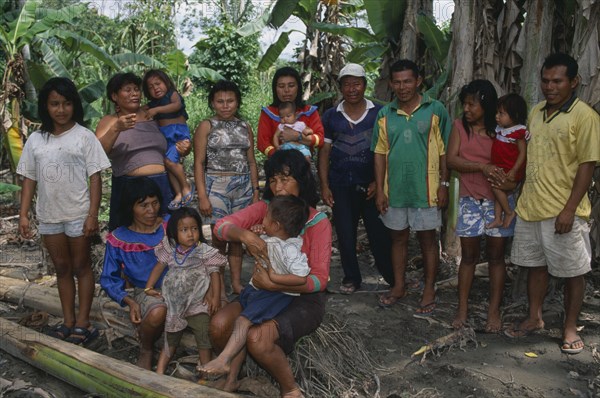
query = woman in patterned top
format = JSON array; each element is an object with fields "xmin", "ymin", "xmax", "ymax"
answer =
[{"xmin": 193, "ymin": 80, "xmax": 260, "ymax": 295}]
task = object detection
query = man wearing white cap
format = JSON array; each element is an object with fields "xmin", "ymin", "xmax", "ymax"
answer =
[
  {"xmin": 371, "ymin": 59, "xmax": 451, "ymax": 314},
  {"xmin": 318, "ymin": 63, "xmax": 394, "ymax": 294}
]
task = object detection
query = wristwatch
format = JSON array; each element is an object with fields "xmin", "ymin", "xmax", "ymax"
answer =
[
  {"xmin": 297, "ymin": 132, "xmax": 303, "ymax": 142},
  {"xmin": 440, "ymin": 181, "xmax": 450, "ymax": 187}
]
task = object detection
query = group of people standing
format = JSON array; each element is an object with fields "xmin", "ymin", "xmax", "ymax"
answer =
[{"xmin": 15, "ymin": 50, "xmax": 599, "ymax": 397}]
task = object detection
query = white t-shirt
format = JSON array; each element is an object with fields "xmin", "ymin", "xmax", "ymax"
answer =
[
  {"xmin": 17, "ymin": 123, "xmax": 111, "ymax": 223},
  {"xmin": 250, "ymin": 235, "xmax": 310, "ymax": 296}
]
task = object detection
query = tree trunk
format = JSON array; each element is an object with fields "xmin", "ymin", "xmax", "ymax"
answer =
[
  {"xmin": 518, "ymin": 0, "xmax": 554, "ymax": 109},
  {"xmin": 0, "ymin": 317, "xmax": 234, "ymax": 398}
]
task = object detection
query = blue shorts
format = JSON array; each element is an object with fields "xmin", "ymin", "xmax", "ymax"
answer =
[
  {"xmin": 456, "ymin": 196, "xmax": 515, "ymax": 238},
  {"xmin": 279, "ymin": 143, "xmax": 312, "ymax": 158},
  {"xmin": 159, "ymin": 124, "xmax": 191, "ymax": 163},
  {"xmin": 204, "ymin": 173, "xmax": 253, "ymax": 224},
  {"xmin": 38, "ymin": 217, "xmax": 85, "ymax": 237},
  {"xmin": 239, "ymin": 285, "xmax": 293, "ymax": 324}
]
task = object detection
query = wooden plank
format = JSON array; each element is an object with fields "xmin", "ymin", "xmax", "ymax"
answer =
[{"xmin": 0, "ymin": 317, "xmax": 235, "ymax": 398}]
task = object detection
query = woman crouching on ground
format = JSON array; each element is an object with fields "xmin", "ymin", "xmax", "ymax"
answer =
[{"xmin": 209, "ymin": 149, "xmax": 332, "ymax": 397}]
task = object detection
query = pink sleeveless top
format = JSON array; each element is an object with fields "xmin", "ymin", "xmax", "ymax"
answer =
[{"xmin": 455, "ymin": 119, "xmax": 494, "ymax": 200}]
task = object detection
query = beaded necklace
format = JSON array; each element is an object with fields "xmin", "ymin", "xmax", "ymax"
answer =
[{"xmin": 173, "ymin": 243, "xmax": 198, "ymax": 266}]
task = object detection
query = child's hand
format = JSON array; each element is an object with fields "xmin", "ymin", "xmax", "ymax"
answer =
[
  {"xmin": 249, "ymin": 224, "xmax": 265, "ymax": 235},
  {"xmin": 145, "ymin": 108, "xmax": 157, "ymax": 119},
  {"xmin": 144, "ymin": 288, "xmax": 162, "ymax": 298},
  {"xmin": 506, "ymin": 170, "xmax": 516, "ymax": 182},
  {"xmin": 83, "ymin": 215, "xmax": 99, "ymax": 238},
  {"xmin": 205, "ymin": 294, "xmax": 219, "ymax": 315},
  {"xmin": 18, "ymin": 215, "xmax": 33, "ymax": 239}
]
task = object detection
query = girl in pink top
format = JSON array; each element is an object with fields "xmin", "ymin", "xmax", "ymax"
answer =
[{"xmin": 488, "ymin": 94, "xmax": 529, "ymax": 229}]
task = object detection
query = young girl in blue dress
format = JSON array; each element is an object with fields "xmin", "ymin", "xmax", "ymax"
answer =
[{"xmin": 18, "ymin": 77, "xmax": 110, "ymax": 345}]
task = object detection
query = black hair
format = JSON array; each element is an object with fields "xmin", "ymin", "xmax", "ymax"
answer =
[
  {"xmin": 389, "ymin": 59, "xmax": 420, "ymax": 79},
  {"xmin": 263, "ymin": 149, "xmax": 319, "ymax": 208},
  {"xmin": 278, "ymin": 101, "xmax": 297, "ymax": 113},
  {"xmin": 208, "ymin": 79, "xmax": 242, "ymax": 110},
  {"xmin": 37, "ymin": 77, "xmax": 85, "ymax": 135},
  {"xmin": 142, "ymin": 69, "xmax": 177, "ymax": 99},
  {"xmin": 339, "ymin": 75, "xmax": 367, "ymax": 87},
  {"xmin": 106, "ymin": 72, "xmax": 142, "ymax": 104},
  {"xmin": 459, "ymin": 79, "xmax": 498, "ymax": 137},
  {"xmin": 166, "ymin": 207, "xmax": 206, "ymax": 245},
  {"xmin": 271, "ymin": 67, "xmax": 305, "ymax": 109},
  {"xmin": 541, "ymin": 53, "xmax": 578, "ymax": 80},
  {"xmin": 118, "ymin": 177, "xmax": 164, "ymax": 228},
  {"xmin": 497, "ymin": 93, "xmax": 528, "ymax": 126},
  {"xmin": 268, "ymin": 195, "xmax": 309, "ymax": 238}
]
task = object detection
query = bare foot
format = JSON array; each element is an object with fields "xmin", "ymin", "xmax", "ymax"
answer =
[
  {"xmin": 501, "ymin": 211, "xmax": 516, "ymax": 228},
  {"xmin": 136, "ymin": 349, "xmax": 153, "ymax": 370},
  {"xmin": 282, "ymin": 386, "xmax": 304, "ymax": 398},
  {"xmin": 486, "ymin": 218, "xmax": 503, "ymax": 229},
  {"xmin": 452, "ymin": 316, "xmax": 468, "ymax": 329},
  {"xmin": 231, "ymin": 282, "xmax": 243, "ymax": 295},
  {"xmin": 485, "ymin": 308, "xmax": 502, "ymax": 333},
  {"xmin": 504, "ymin": 318, "xmax": 544, "ymax": 338},
  {"xmin": 197, "ymin": 358, "xmax": 230, "ymax": 378}
]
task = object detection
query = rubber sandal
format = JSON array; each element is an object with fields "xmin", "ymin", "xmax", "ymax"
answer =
[
  {"xmin": 414, "ymin": 298, "xmax": 438, "ymax": 317},
  {"xmin": 65, "ymin": 326, "xmax": 99, "ymax": 346},
  {"xmin": 47, "ymin": 323, "xmax": 71, "ymax": 340},
  {"xmin": 168, "ymin": 199, "xmax": 182, "ymax": 211},
  {"xmin": 405, "ymin": 278, "xmax": 424, "ymax": 292},
  {"xmin": 561, "ymin": 339, "xmax": 584, "ymax": 355},
  {"xmin": 180, "ymin": 183, "xmax": 196, "ymax": 207}
]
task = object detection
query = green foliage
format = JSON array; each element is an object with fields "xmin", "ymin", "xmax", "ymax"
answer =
[
  {"xmin": 0, "ymin": 182, "xmax": 21, "ymax": 193},
  {"xmin": 257, "ymin": 32, "xmax": 290, "ymax": 72},
  {"xmin": 191, "ymin": 21, "xmax": 259, "ymax": 93},
  {"xmin": 416, "ymin": 13, "xmax": 451, "ymax": 65}
]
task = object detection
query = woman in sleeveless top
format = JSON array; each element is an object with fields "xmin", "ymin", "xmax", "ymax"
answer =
[
  {"xmin": 95, "ymin": 72, "xmax": 191, "ymax": 230},
  {"xmin": 194, "ymin": 80, "xmax": 259, "ymax": 295}
]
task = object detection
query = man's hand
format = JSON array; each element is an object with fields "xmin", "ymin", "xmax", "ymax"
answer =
[
  {"xmin": 376, "ymin": 190, "xmax": 388, "ymax": 214},
  {"xmin": 555, "ymin": 207, "xmax": 575, "ymax": 234},
  {"xmin": 321, "ymin": 186, "xmax": 334, "ymax": 207},
  {"xmin": 436, "ymin": 186, "xmax": 449, "ymax": 208}
]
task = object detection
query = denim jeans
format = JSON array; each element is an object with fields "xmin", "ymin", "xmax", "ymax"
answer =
[{"xmin": 330, "ymin": 184, "xmax": 393, "ymax": 287}]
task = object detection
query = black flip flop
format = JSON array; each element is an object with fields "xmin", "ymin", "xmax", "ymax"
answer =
[
  {"xmin": 47, "ymin": 323, "xmax": 71, "ymax": 340},
  {"xmin": 65, "ymin": 326, "xmax": 99, "ymax": 346}
]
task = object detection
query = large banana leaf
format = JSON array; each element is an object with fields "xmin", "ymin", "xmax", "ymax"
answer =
[
  {"xmin": 363, "ymin": 0, "xmax": 406, "ymax": 41},
  {"xmin": 270, "ymin": 0, "xmax": 301, "ymax": 29},
  {"xmin": 112, "ymin": 53, "xmax": 164, "ymax": 69},
  {"xmin": 187, "ymin": 66, "xmax": 225, "ymax": 83},
  {"xmin": 5, "ymin": 0, "xmax": 38, "ymax": 52},
  {"xmin": 347, "ymin": 43, "xmax": 389, "ymax": 64},
  {"xmin": 237, "ymin": 9, "xmax": 270, "ymax": 37},
  {"xmin": 34, "ymin": 38, "xmax": 70, "ymax": 78},
  {"xmin": 48, "ymin": 30, "xmax": 120, "ymax": 70},
  {"xmin": 79, "ymin": 80, "xmax": 105, "ymax": 105},
  {"xmin": 165, "ymin": 50, "xmax": 187, "ymax": 78},
  {"xmin": 257, "ymin": 32, "xmax": 290, "ymax": 72},
  {"xmin": 310, "ymin": 22, "xmax": 376, "ymax": 43},
  {"xmin": 416, "ymin": 13, "xmax": 451, "ymax": 65},
  {"xmin": 25, "ymin": 3, "xmax": 87, "ymax": 43},
  {"xmin": 0, "ymin": 182, "xmax": 21, "ymax": 193}
]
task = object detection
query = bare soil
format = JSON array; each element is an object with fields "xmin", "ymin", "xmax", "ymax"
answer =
[{"xmin": 1, "ymin": 208, "xmax": 600, "ymax": 398}]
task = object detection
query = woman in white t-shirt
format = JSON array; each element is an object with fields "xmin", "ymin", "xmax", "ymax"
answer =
[{"xmin": 17, "ymin": 77, "xmax": 110, "ymax": 346}]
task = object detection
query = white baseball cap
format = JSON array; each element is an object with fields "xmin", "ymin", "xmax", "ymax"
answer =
[{"xmin": 338, "ymin": 63, "xmax": 366, "ymax": 80}]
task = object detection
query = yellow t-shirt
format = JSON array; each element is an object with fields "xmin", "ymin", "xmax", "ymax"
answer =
[{"xmin": 516, "ymin": 97, "xmax": 600, "ymax": 221}]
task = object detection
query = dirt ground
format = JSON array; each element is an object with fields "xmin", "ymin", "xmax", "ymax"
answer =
[{"xmin": 1, "ymin": 208, "xmax": 600, "ymax": 398}]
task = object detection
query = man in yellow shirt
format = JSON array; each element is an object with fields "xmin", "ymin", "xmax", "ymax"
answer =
[{"xmin": 505, "ymin": 53, "xmax": 600, "ymax": 355}]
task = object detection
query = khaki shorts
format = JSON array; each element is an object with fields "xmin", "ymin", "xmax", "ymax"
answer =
[
  {"xmin": 133, "ymin": 288, "xmax": 166, "ymax": 320},
  {"xmin": 511, "ymin": 216, "xmax": 591, "ymax": 278},
  {"xmin": 380, "ymin": 207, "xmax": 441, "ymax": 231}
]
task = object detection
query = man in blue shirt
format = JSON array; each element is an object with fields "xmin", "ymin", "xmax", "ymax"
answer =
[{"xmin": 318, "ymin": 63, "xmax": 393, "ymax": 293}]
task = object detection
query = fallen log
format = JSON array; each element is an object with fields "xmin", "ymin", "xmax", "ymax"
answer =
[
  {"xmin": 0, "ymin": 276, "xmax": 133, "ymax": 337},
  {"xmin": 0, "ymin": 317, "xmax": 235, "ymax": 397}
]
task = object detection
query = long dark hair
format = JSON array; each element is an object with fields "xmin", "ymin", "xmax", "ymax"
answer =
[
  {"xmin": 38, "ymin": 77, "xmax": 85, "ymax": 135},
  {"xmin": 271, "ymin": 67, "xmax": 305, "ymax": 109},
  {"xmin": 263, "ymin": 150, "xmax": 319, "ymax": 208},
  {"xmin": 119, "ymin": 177, "xmax": 164, "ymax": 228},
  {"xmin": 208, "ymin": 79, "xmax": 242, "ymax": 109},
  {"xmin": 142, "ymin": 69, "xmax": 177, "ymax": 99},
  {"xmin": 459, "ymin": 79, "xmax": 498, "ymax": 137},
  {"xmin": 166, "ymin": 207, "xmax": 206, "ymax": 245}
]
